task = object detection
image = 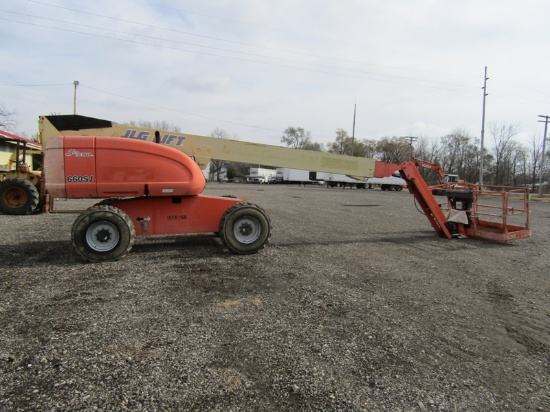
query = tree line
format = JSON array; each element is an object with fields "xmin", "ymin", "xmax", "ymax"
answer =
[{"xmin": 278, "ymin": 124, "xmax": 549, "ymax": 191}]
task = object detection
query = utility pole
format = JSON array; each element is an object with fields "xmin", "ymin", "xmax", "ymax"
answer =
[
  {"xmin": 351, "ymin": 103, "xmax": 356, "ymax": 156},
  {"xmin": 537, "ymin": 115, "xmax": 549, "ymax": 197},
  {"xmin": 479, "ymin": 66, "xmax": 488, "ymax": 186},
  {"xmin": 73, "ymin": 80, "xmax": 79, "ymax": 115},
  {"xmin": 405, "ymin": 136, "xmax": 418, "ymax": 158}
]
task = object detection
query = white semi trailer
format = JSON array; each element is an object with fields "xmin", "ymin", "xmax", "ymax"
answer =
[
  {"xmin": 274, "ymin": 167, "xmax": 405, "ymax": 190},
  {"xmin": 249, "ymin": 167, "xmax": 277, "ymax": 183},
  {"xmin": 274, "ymin": 168, "xmax": 311, "ymax": 184}
]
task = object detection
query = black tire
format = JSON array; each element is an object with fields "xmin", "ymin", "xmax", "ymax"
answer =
[
  {"xmin": 395, "ymin": 185, "xmax": 403, "ymax": 191},
  {"xmin": 219, "ymin": 202, "xmax": 271, "ymax": 254},
  {"xmin": 0, "ymin": 178, "xmax": 40, "ymax": 215},
  {"xmin": 71, "ymin": 205, "xmax": 136, "ymax": 262}
]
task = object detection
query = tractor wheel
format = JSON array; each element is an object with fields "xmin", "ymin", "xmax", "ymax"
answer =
[
  {"xmin": 71, "ymin": 205, "xmax": 136, "ymax": 262},
  {"xmin": 219, "ymin": 202, "xmax": 271, "ymax": 254},
  {"xmin": 0, "ymin": 178, "xmax": 40, "ymax": 215}
]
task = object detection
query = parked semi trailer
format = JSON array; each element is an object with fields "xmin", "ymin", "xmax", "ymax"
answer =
[{"xmin": 273, "ymin": 166, "xmax": 405, "ymax": 189}]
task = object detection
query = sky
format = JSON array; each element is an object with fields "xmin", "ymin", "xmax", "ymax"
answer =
[{"xmin": 1, "ymin": 0, "xmax": 550, "ymax": 149}]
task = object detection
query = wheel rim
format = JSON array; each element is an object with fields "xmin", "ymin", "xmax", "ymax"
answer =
[
  {"xmin": 4, "ymin": 188, "xmax": 27, "ymax": 207},
  {"xmin": 85, "ymin": 221, "xmax": 120, "ymax": 252},
  {"xmin": 233, "ymin": 216, "xmax": 262, "ymax": 244}
]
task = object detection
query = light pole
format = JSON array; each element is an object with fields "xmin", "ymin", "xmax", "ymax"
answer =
[
  {"xmin": 73, "ymin": 80, "xmax": 79, "ymax": 115},
  {"xmin": 351, "ymin": 103, "xmax": 356, "ymax": 156}
]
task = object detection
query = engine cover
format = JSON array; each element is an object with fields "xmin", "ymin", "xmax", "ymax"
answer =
[{"xmin": 44, "ymin": 135, "xmax": 206, "ymax": 199}]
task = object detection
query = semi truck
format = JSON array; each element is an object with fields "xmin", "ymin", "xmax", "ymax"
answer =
[{"xmin": 1, "ymin": 113, "xmax": 531, "ymax": 262}]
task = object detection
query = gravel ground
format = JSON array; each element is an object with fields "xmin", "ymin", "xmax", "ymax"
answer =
[{"xmin": 1, "ymin": 183, "xmax": 549, "ymax": 411}]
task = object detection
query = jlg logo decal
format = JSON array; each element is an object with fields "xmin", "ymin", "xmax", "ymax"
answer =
[
  {"xmin": 121, "ymin": 129, "xmax": 187, "ymax": 146},
  {"xmin": 67, "ymin": 175, "xmax": 94, "ymax": 183}
]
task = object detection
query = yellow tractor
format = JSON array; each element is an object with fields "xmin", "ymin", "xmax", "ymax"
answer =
[{"xmin": 0, "ymin": 133, "xmax": 43, "ymax": 214}]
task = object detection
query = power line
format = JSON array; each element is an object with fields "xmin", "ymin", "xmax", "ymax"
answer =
[
  {"xmin": 28, "ymin": 0, "xmax": 486, "ymax": 72},
  {"xmin": 0, "ymin": 83, "xmax": 71, "ymax": 87},
  {"xmin": 26, "ymin": 0, "xmax": 480, "ymax": 81},
  {"xmin": 81, "ymin": 84, "xmax": 285, "ymax": 134},
  {"xmin": 0, "ymin": 11, "xmax": 479, "ymax": 93}
]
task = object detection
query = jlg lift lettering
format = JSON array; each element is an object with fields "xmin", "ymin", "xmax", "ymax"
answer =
[
  {"xmin": 67, "ymin": 175, "xmax": 94, "ymax": 183},
  {"xmin": 121, "ymin": 129, "xmax": 187, "ymax": 146}
]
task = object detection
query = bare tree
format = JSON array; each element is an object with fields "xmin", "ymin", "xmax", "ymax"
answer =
[
  {"xmin": 301, "ymin": 140, "xmax": 324, "ymax": 152},
  {"xmin": 209, "ymin": 128, "xmax": 231, "ymax": 182},
  {"xmin": 507, "ymin": 141, "xmax": 526, "ymax": 186},
  {"xmin": 528, "ymin": 134, "xmax": 542, "ymax": 192},
  {"xmin": 153, "ymin": 120, "xmax": 181, "ymax": 133},
  {"xmin": 281, "ymin": 126, "xmax": 322, "ymax": 151},
  {"xmin": 281, "ymin": 127, "xmax": 309, "ymax": 148},
  {"xmin": 375, "ymin": 137, "xmax": 410, "ymax": 164},
  {"xmin": 414, "ymin": 136, "xmax": 440, "ymax": 163},
  {"xmin": 0, "ymin": 104, "xmax": 18, "ymax": 131},
  {"xmin": 360, "ymin": 138, "xmax": 379, "ymax": 159},
  {"xmin": 437, "ymin": 130, "xmax": 481, "ymax": 182},
  {"xmin": 327, "ymin": 129, "xmax": 352, "ymax": 155},
  {"xmin": 490, "ymin": 122, "xmax": 519, "ymax": 185},
  {"xmin": 125, "ymin": 119, "xmax": 181, "ymax": 132}
]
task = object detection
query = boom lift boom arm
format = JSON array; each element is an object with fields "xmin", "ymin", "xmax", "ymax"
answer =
[{"xmin": 39, "ymin": 115, "xmax": 377, "ymax": 179}]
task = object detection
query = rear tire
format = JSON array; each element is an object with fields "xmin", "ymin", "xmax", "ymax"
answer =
[
  {"xmin": 219, "ymin": 202, "xmax": 271, "ymax": 254},
  {"xmin": 0, "ymin": 178, "xmax": 39, "ymax": 215},
  {"xmin": 71, "ymin": 205, "xmax": 136, "ymax": 262}
]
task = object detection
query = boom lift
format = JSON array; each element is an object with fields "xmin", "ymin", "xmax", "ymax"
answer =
[
  {"xmin": 37, "ymin": 115, "xmax": 530, "ymax": 262},
  {"xmin": 39, "ymin": 115, "xmax": 382, "ymax": 262}
]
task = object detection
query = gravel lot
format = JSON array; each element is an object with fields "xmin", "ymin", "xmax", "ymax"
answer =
[{"xmin": 1, "ymin": 183, "xmax": 549, "ymax": 411}]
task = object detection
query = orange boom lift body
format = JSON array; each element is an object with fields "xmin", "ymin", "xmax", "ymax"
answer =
[{"xmin": 44, "ymin": 136, "xmax": 271, "ymax": 262}]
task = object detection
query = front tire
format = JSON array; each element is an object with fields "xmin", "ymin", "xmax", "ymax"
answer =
[
  {"xmin": 0, "ymin": 178, "xmax": 39, "ymax": 215},
  {"xmin": 71, "ymin": 205, "xmax": 136, "ymax": 262},
  {"xmin": 219, "ymin": 202, "xmax": 271, "ymax": 254}
]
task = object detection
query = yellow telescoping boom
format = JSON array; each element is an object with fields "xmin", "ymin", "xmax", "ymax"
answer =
[{"xmin": 39, "ymin": 115, "xmax": 376, "ymax": 179}]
